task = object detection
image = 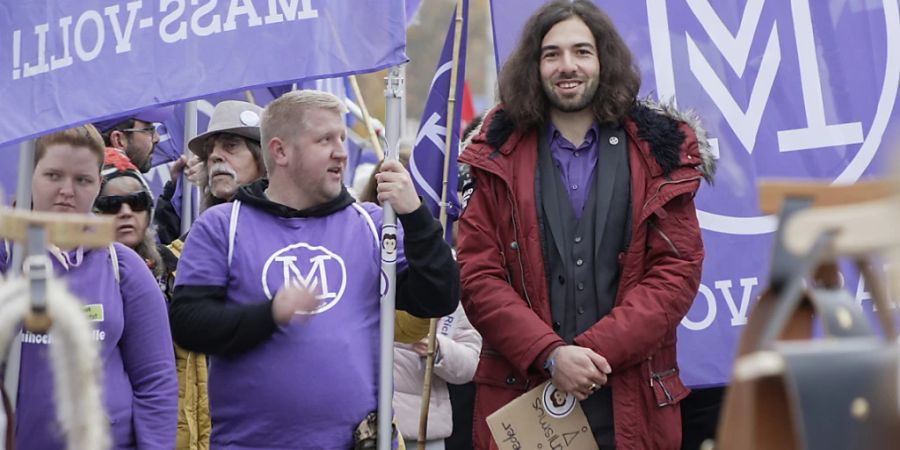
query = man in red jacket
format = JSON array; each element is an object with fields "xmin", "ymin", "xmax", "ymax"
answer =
[{"xmin": 456, "ymin": 1, "xmax": 715, "ymax": 449}]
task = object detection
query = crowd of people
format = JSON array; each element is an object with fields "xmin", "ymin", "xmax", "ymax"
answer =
[{"xmin": 1, "ymin": 1, "xmax": 720, "ymax": 449}]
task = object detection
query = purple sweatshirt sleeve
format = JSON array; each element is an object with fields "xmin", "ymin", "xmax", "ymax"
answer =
[{"xmin": 115, "ymin": 243, "xmax": 178, "ymax": 449}]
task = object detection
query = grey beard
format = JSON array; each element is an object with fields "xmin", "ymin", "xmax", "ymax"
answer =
[{"xmin": 208, "ymin": 163, "xmax": 237, "ymax": 186}]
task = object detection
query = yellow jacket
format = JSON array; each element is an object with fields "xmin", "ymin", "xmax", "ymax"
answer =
[
  {"xmin": 169, "ymin": 240, "xmax": 211, "ymax": 450},
  {"xmin": 174, "ymin": 345, "xmax": 210, "ymax": 450}
]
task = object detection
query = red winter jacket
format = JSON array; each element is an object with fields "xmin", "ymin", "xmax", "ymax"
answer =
[{"xmin": 457, "ymin": 101, "xmax": 714, "ymax": 450}]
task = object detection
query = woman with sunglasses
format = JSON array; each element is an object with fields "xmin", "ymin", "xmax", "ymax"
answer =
[
  {"xmin": 0, "ymin": 125, "xmax": 177, "ymax": 449},
  {"xmin": 96, "ymin": 150, "xmax": 178, "ymax": 296},
  {"xmin": 96, "ymin": 150, "xmax": 211, "ymax": 450}
]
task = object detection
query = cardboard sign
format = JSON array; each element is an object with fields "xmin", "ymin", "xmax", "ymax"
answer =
[{"xmin": 486, "ymin": 381, "xmax": 599, "ymax": 450}]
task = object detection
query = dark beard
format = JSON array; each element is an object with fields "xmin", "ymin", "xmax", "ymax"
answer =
[
  {"xmin": 543, "ymin": 78, "xmax": 598, "ymax": 113},
  {"xmin": 125, "ymin": 144, "xmax": 153, "ymax": 173},
  {"xmin": 548, "ymin": 93, "xmax": 593, "ymax": 113}
]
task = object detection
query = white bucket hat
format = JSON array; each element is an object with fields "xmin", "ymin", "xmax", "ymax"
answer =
[{"xmin": 188, "ymin": 100, "xmax": 264, "ymax": 159}]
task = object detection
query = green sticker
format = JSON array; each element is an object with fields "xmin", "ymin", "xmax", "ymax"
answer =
[{"xmin": 83, "ymin": 304, "xmax": 104, "ymax": 322}]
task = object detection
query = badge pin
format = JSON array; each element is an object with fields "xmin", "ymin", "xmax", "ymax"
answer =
[{"xmin": 240, "ymin": 110, "xmax": 260, "ymax": 126}]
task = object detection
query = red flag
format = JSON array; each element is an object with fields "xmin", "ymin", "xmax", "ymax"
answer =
[{"xmin": 460, "ymin": 81, "xmax": 476, "ymax": 133}]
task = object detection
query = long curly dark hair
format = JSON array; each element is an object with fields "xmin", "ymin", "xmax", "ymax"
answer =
[{"xmin": 498, "ymin": 0, "xmax": 641, "ymax": 129}]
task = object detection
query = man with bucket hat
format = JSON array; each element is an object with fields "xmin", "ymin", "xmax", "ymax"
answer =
[
  {"xmin": 154, "ymin": 100, "xmax": 266, "ymax": 244},
  {"xmin": 150, "ymin": 100, "xmax": 268, "ymax": 448},
  {"xmin": 95, "ymin": 105, "xmax": 174, "ymax": 173},
  {"xmin": 188, "ymin": 100, "xmax": 266, "ymax": 209}
]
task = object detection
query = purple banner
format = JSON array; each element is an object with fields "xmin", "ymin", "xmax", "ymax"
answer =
[
  {"xmin": 491, "ymin": 0, "xmax": 900, "ymax": 386},
  {"xmin": 410, "ymin": 0, "xmax": 467, "ymax": 230},
  {"xmin": 406, "ymin": 0, "xmax": 424, "ymax": 25},
  {"xmin": 0, "ymin": 0, "xmax": 407, "ymax": 147}
]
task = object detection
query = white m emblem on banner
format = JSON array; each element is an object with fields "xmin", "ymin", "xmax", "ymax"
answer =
[{"xmin": 648, "ymin": 0, "xmax": 899, "ymax": 235}]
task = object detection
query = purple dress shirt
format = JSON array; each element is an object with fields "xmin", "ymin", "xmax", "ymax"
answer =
[{"xmin": 548, "ymin": 123, "xmax": 600, "ymax": 220}]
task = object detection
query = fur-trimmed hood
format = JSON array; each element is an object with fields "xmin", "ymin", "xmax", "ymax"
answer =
[
  {"xmin": 633, "ymin": 98, "xmax": 716, "ymax": 184},
  {"xmin": 464, "ymin": 99, "xmax": 716, "ymax": 184}
]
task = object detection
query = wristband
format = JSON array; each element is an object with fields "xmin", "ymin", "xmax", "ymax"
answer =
[{"xmin": 543, "ymin": 354, "xmax": 556, "ymax": 376}]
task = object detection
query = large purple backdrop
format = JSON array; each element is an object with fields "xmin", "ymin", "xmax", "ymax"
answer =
[{"xmin": 491, "ymin": 0, "xmax": 900, "ymax": 387}]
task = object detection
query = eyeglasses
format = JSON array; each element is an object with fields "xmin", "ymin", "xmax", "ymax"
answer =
[
  {"xmin": 94, "ymin": 191, "xmax": 153, "ymax": 214},
  {"xmin": 120, "ymin": 125, "xmax": 158, "ymax": 136}
]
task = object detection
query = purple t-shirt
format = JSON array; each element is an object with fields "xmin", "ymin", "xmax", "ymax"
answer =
[
  {"xmin": 175, "ymin": 201, "xmax": 407, "ymax": 450},
  {"xmin": 0, "ymin": 242, "xmax": 177, "ymax": 450},
  {"xmin": 547, "ymin": 123, "xmax": 600, "ymax": 220}
]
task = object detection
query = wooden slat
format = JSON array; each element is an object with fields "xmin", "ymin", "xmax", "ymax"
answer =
[
  {"xmin": 782, "ymin": 197, "xmax": 900, "ymax": 257},
  {"xmin": 758, "ymin": 179, "xmax": 896, "ymax": 215},
  {"xmin": 0, "ymin": 207, "xmax": 114, "ymax": 248}
]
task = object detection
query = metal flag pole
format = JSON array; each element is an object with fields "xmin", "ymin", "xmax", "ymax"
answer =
[
  {"xmin": 181, "ymin": 101, "xmax": 198, "ymax": 233},
  {"xmin": 3, "ymin": 139, "xmax": 36, "ymax": 411},
  {"xmin": 378, "ymin": 66, "xmax": 403, "ymax": 450},
  {"xmin": 399, "ymin": 64, "xmax": 408, "ymax": 140},
  {"xmin": 418, "ymin": 1, "xmax": 466, "ymax": 447}
]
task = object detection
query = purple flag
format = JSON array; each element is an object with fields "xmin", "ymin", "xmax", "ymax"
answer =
[
  {"xmin": 406, "ymin": 0, "xmax": 424, "ymax": 25},
  {"xmin": 0, "ymin": 0, "xmax": 407, "ymax": 147},
  {"xmin": 410, "ymin": 0, "xmax": 468, "ymax": 232}
]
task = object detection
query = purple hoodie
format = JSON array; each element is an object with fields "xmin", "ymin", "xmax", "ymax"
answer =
[{"xmin": 0, "ymin": 242, "xmax": 177, "ymax": 450}]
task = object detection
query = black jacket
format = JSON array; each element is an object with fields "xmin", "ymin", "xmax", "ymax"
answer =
[{"xmin": 153, "ymin": 180, "xmax": 181, "ymax": 245}]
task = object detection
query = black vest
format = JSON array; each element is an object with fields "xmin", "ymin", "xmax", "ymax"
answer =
[{"xmin": 537, "ymin": 123, "xmax": 631, "ymax": 447}]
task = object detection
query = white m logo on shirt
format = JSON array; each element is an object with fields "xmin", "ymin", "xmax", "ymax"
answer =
[
  {"xmin": 262, "ymin": 242, "xmax": 348, "ymax": 314},
  {"xmin": 275, "ymin": 254, "xmax": 338, "ymax": 300}
]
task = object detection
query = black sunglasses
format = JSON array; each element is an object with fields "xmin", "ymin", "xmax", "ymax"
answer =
[{"xmin": 94, "ymin": 191, "xmax": 153, "ymax": 214}]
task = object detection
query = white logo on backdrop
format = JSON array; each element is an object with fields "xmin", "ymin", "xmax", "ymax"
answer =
[{"xmin": 647, "ymin": 0, "xmax": 899, "ymax": 235}]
